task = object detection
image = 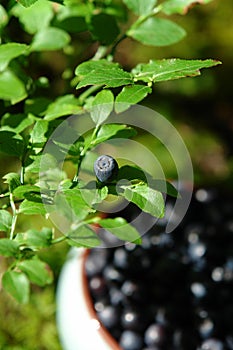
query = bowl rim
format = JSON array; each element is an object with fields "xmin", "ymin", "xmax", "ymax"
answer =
[{"xmin": 81, "ymin": 248, "xmax": 122, "ymax": 350}]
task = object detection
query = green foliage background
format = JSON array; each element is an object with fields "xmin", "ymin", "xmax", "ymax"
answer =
[{"xmin": 0, "ymin": 0, "xmax": 232, "ymax": 348}]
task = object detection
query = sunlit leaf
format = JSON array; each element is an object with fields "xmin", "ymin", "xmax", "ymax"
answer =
[
  {"xmin": 132, "ymin": 58, "xmax": 222, "ymax": 83},
  {"xmin": 0, "ymin": 69, "xmax": 27, "ymax": 104},
  {"xmin": 0, "ymin": 238, "xmax": 19, "ymax": 257},
  {"xmin": 161, "ymin": 0, "xmax": 214, "ymax": 15},
  {"xmin": 99, "ymin": 217, "xmax": 142, "ymax": 244},
  {"xmin": 2, "ymin": 271, "xmax": 29, "ymax": 303},
  {"xmin": 31, "ymin": 27, "xmax": 70, "ymax": 51},
  {"xmin": 128, "ymin": 17, "xmax": 186, "ymax": 46},
  {"xmin": 0, "ymin": 43, "xmax": 29, "ymax": 72},
  {"xmin": 18, "ymin": 259, "xmax": 53, "ymax": 286},
  {"xmin": 123, "ymin": 0, "xmax": 157, "ymax": 15},
  {"xmin": 90, "ymin": 90, "xmax": 114, "ymax": 125},
  {"xmin": 115, "ymin": 84, "xmax": 152, "ymax": 113}
]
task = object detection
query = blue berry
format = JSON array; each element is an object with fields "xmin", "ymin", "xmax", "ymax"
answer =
[
  {"xmin": 119, "ymin": 330, "xmax": 144, "ymax": 350},
  {"xmin": 94, "ymin": 155, "xmax": 118, "ymax": 183},
  {"xmin": 200, "ymin": 338, "xmax": 224, "ymax": 350}
]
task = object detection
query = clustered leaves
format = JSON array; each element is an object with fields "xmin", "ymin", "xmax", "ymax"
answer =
[{"xmin": 0, "ymin": 0, "xmax": 221, "ymax": 302}]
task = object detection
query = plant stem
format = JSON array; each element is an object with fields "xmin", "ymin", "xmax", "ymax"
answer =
[
  {"xmin": 9, "ymin": 193, "xmax": 18, "ymax": 240},
  {"xmin": 52, "ymin": 235, "xmax": 67, "ymax": 245},
  {"xmin": 72, "ymin": 124, "xmax": 100, "ymax": 184},
  {"xmin": 78, "ymin": 85, "xmax": 101, "ymax": 104}
]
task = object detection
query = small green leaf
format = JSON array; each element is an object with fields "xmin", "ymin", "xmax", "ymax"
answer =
[
  {"xmin": 54, "ymin": 187, "xmax": 95, "ymax": 222},
  {"xmin": 12, "ymin": 0, "xmax": 53, "ymax": 34},
  {"xmin": 90, "ymin": 13, "xmax": 120, "ymax": 45},
  {"xmin": 3, "ymin": 173, "xmax": 21, "ymax": 192},
  {"xmin": 1, "ymin": 113, "xmax": 34, "ymax": 133},
  {"xmin": 132, "ymin": 58, "xmax": 222, "ymax": 83},
  {"xmin": 0, "ymin": 131, "xmax": 25, "ymax": 157},
  {"xmin": 0, "ymin": 43, "xmax": 29, "ymax": 72},
  {"xmin": 117, "ymin": 165, "xmax": 179, "ymax": 198},
  {"xmin": 25, "ymin": 97, "xmax": 51, "ymax": 116},
  {"xmin": 0, "ymin": 239, "xmax": 19, "ymax": 257},
  {"xmin": 123, "ymin": 0, "xmax": 157, "ymax": 16},
  {"xmin": 0, "ymin": 69, "xmax": 27, "ymax": 104},
  {"xmin": 13, "ymin": 185, "xmax": 41, "ymax": 199},
  {"xmin": 115, "ymin": 84, "xmax": 152, "ymax": 113},
  {"xmin": 44, "ymin": 94, "xmax": 82, "ymax": 120},
  {"xmin": 128, "ymin": 17, "xmax": 186, "ymax": 46},
  {"xmin": 2, "ymin": 271, "xmax": 30, "ymax": 304},
  {"xmin": 99, "ymin": 217, "xmax": 142, "ymax": 244},
  {"xmin": 76, "ymin": 67, "xmax": 133, "ymax": 89},
  {"xmin": 90, "ymin": 90, "xmax": 114, "ymax": 125},
  {"xmin": 17, "ymin": 259, "xmax": 53, "ymax": 286},
  {"xmin": 121, "ymin": 183, "xmax": 165, "ymax": 218},
  {"xmin": 19, "ymin": 200, "xmax": 47, "ymax": 215},
  {"xmin": 31, "ymin": 27, "xmax": 71, "ymax": 51},
  {"xmin": 17, "ymin": 0, "xmax": 39, "ymax": 8},
  {"xmin": 55, "ymin": 4, "xmax": 89, "ymax": 33},
  {"xmin": 75, "ymin": 59, "xmax": 119, "ymax": 77},
  {"xmin": 161, "ymin": 0, "xmax": 213, "ymax": 15},
  {"xmin": 79, "ymin": 182, "xmax": 108, "ymax": 206},
  {"xmin": 0, "ymin": 210, "xmax": 12, "ymax": 232},
  {"xmin": 68, "ymin": 224, "xmax": 101, "ymax": 248},
  {"xmin": 91, "ymin": 124, "xmax": 137, "ymax": 147},
  {"xmin": 15, "ymin": 228, "xmax": 53, "ymax": 249},
  {"xmin": 30, "ymin": 120, "xmax": 49, "ymax": 145}
]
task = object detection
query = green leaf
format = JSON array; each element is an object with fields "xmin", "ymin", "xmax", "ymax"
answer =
[
  {"xmin": 0, "ymin": 239, "xmax": 19, "ymax": 257},
  {"xmin": 0, "ymin": 131, "xmax": 25, "ymax": 157},
  {"xmin": 55, "ymin": 4, "xmax": 89, "ymax": 33},
  {"xmin": 0, "ymin": 5, "xmax": 9, "ymax": 30},
  {"xmin": 2, "ymin": 271, "xmax": 29, "ymax": 304},
  {"xmin": 13, "ymin": 185, "xmax": 41, "ymax": 199},
  {"xmin": 0, "ymin": 210, "xmax": 12, "ymax": 232},
  {"xmin": 123, "ymin": 0, "xmax": 157, "ymax": 16},
  {"xmin": 99, "ymin": 217, "xmax": 142, "ymax": 244},
  {"xmin": 128, "ymin": 17, "xmax": 186, "ymax": 47},
  {"xmin": 30, "ymin": 120, "xmax": 49, "ymax": 145},
  {"xmin": 12, "ymin": 0, "xmax": 53, "ymax": 34},
  {"xmin": 68, "ymin": 224, "xmax": 101, "ymax": 248},
  {"xmin": 76, "ymin": 67, "xmax": 133, "ymax": 89},
  {"xmin": 75, "ymin": 59, "xmax": 119, "ymax": 77},
  {"xmin": 44, "ymin": 94, "xmax": 82, "ymax": 120},
  {"xmin": 19, "ymin": 200, "xmax": 47, "ymax": 215},
  {"xmin": 0, "ymin": 69, "xmax": 27, "ymax": 104},
  {"xmin": 17, "ymin": 0, "xmax": 39, "ymax": 8},
  {"xmin": 1, "ymin": 113, "xmax": 34, "ymax": 133},
  {"xmin": 54, "ymin": 187, "xmax": 95, "ymax": 222},
  {"xmin": 90, "ymin": 90, "xmax": 114, "ymax": 125},
  {"xmin": 25, "ymin": 97, "xmax": 51, "ymax": 116},
  {"xmin": 0, "ymin": 43, "xmax": 29, "ymax": 72},
  {"xmin": 30, "ymin": 27, "xmax": 71, "ymax": 51},
  {"xmin": 3, "ymin": 173, "xmax": 21, "ymax": 192},
  {"xmin": 121, "ymin": 183, "xmax": 165, "ymax": 218},
  {"xmin": 116, "ymin": 165, "xmax": 179, "ymax": 198},
  {"xmin": 90, "ymin": 13, "xmax": 120, "ymax": 45},
  {"xmin": 115, "ymin": 84, "xmax": 152, "ymax": 113},
  {"xmin": 17, "ymin": 259, "xmax": 53, "ymax": 286},
  {"xmin": 161, "ymin": 0, "xmax": 213, "ymax": 15},
  {"xmin": 132, "ymin": 58, "xmax": 222, "ymax": 83},
  {"xmin": 91, "ymin": 124, "xmax": 137, "ymax": 147},
  {"xmin": 79, "ymin": 182, "xmax": 108, "ymax": 206},
  {"xmin": 15, "ymin": 228, "xmax": 53, "ymax": 249}
]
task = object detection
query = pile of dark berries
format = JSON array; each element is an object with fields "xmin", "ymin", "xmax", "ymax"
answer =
[{"xmin": 85, "ymin": 188, "xmax": 233, "ymax": 350}]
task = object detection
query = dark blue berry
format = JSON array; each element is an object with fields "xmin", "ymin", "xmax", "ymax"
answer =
[
  {"xmin": 144, "ymin": 323, "xmax": 166, "ymax": 347},
  {"xmin": 200, "ymin": 338, "xmax": 224, "ymax": 350},
  {"xmin": 94, "ymin": 155, "xmax": 118, "ymax": 183},
  {"xmin": 119, "ymin": 330, "xmax": 144, "ymax": 350}
]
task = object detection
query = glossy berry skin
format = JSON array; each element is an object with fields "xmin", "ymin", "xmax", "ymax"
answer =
[{"xmin": 94, "ymin": 155, "xmax": 118, "ymax": 183}]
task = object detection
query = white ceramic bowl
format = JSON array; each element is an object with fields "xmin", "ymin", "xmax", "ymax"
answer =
[{"xmin": 56, "ymin": 248, "xmax": 120, "ymax": 350}]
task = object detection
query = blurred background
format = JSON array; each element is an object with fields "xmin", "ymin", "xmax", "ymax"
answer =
[{"xmin": 0, "ymin": 0, "xmax": 233, "ymax": 348}]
